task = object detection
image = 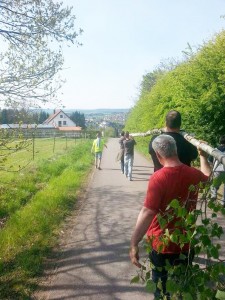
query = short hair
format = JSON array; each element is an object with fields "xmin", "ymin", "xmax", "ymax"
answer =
[
  {"xmin": 166, "ymin": 110, "xmax": 181, "ymax": 129},
  {"xmin": 219, "ymin": 135, "xmax": 225, "ymax": 144},
  {"xmin": 125, "ymin": 131, "xmax": 129, "ymax": 138},
  {"xmin": 121, "ymin": 131, "xmax": 125, "ymax": 136},
  {"xmin": 152, "ymin": 135, "xmax": 177, "ymax": 158}
]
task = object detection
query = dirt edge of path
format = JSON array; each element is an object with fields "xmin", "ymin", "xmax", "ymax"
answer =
[{"xmin": 32, "ymin": 166, "xmax": 96, "ymax": 300}]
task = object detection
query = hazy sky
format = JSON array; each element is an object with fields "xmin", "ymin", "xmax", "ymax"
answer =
[{"xmin": 53, "ymin": 0, "xmax": 225, "ymax": 110}]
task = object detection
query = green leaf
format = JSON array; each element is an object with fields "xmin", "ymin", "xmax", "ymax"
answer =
[
  {"xmin": 200, "ymin": 235, "xmax": 211, "ymax": 246},
  {"xmin": 183, "ymin": 292, "xmax": 194, "ymax": 300},
  {"xmin": 177, "ymin": 206, "xmax": 187, "ymax": 217},
  {"xmin": 209, "ymin": 245, "xmax": 219, "ymax": 259},
  {"xmin": 212, "ymin": 212, "xmax": 217, "ymax": 218},
  {"xmin": 130, "ymin": 275, "xmax": 140, "ymax": 284},
  {"xmin": 165, "ymin": 228, "xmax": 170, "ymax": 237},
  {"xmin": 169, "ymin": 199, "xmax": 180, "ymax": 209},
  {"xmin": 145, "ymin": 280, "xmax": 156, "ymax": 293},
  {"xmin": 157, "ymin": 214, "xmax": 167, "ymax": 229},
  {"xmin": 216, "ymin": 290, "xmax": 225, "ymax": 300},
  {"xmin": 170, "ymin": 233, "xmax": 178, "ymax": 244},
  {"xmin": 179, "ymin": 253, "xmax": 188, "ymax": 260},
  {"xmin": 202, "ymin": 218, "xmax": 210, "ymax": 225},
  {"xmin": 186, "ymin": 213, "xmax": 195, "ymax": 224},
  {"xmin": 167, "ymin": 279, "xmax": 179, "ymax": 292}
]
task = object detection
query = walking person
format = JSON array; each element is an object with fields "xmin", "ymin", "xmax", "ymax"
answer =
[
  {"xmin": 210, "ymin": 135, "xmax": 225, "ymax": 206},
  {"xmin": 149, "ymin": 110, "xmax": 198, "ymax": 172},
  {"xmin": 118, "ymin": 131, "xmax": 125, "ymax": 173},
  {"xmin": 123, "ymin": 131, "xmax": 136, "ymax": 181},
  {"xmin": 130, "ymin": 135, "xmax": 210, "ymax": 299},
  {"xmin": 91, "ymin": 132, "xmax": 107, "ymax": 170}
]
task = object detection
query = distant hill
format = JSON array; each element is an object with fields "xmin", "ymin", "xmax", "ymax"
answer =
[
  {"xmin": 64, "ymin": 108, "xmax": 130, "ymax": 115},
  {"xmin": 33, "ymin": 108, "xmax": 130, "ymax": 115}
]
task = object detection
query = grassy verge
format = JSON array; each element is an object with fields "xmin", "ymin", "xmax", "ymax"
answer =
[
  {"xmin": 0, "ymin": 140, "xmax": 93, "ymax": 299},
  {"xmin": 0, "ymin": 137, "xmax": 84, "ymax": 182}
]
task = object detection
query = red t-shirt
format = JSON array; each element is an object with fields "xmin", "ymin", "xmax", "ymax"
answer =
[{"xmin": 144, "ymin": 164, "xmax": 208, "ymax": 253}]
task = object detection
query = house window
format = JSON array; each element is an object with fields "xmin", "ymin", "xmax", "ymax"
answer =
[
  {"xmin": 60, "ymin": 114, "xmax": 63, "ymax": 118},
  {"xmin": 58, "ymin": 121, "xmax": 62, "ymax": 127},
  {"xmin": 63, "ymin": 121, "xmax": 67, "ymax": 125}
]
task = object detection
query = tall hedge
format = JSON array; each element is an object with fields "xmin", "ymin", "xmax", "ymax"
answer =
[{"xmin": 125, "ymin": 30, "xmax": 225, "ymax": 146}]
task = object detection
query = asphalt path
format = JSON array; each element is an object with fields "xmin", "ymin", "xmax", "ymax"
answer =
[{"xmin": 35, "ymin": 137, "xmax": 155, "ymax": 300}]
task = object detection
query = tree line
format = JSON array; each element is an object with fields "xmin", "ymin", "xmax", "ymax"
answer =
[
  {"xmin": 70, "ymin": 111, "xmax": 86, "ymax": 128},
  {"xmin": 0, "ymin": 109, "xmax": 49, "ymax": 124},
  {"xmin": 125, "ymin": 30, "xmax": 225, "ymax": 146},
  {"xmin": 0, "ymin": 109, "xmax": 86, "ymax": 128}
]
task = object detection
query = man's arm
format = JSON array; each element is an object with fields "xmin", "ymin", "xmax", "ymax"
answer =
[
  {"xmin": 199, "ymin": 150, "xmax": 211, "ymax": 176},
  {"xmin": 130, "ymin": 206, "xmax": 156, "ymax": 268}
]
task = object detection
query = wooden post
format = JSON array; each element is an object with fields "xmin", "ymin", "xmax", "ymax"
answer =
[
  {"xmin": 32, "ymin": 132, "xmax": 35, "ymax": 160},
  {"xmin": 53, "ymin": 134, "xmax": 56, "ymax": 153}
]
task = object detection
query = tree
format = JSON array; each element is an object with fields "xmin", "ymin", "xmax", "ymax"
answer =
[
  {"xmin": 1, "ymin": 109, "xmax": 8, "ymax": 123},
  {"xmin": 70, "ymin": 111, "xmax": 86, "ymax": 128},
  {"xmin": 0, "ymin": 0, "xmax": 82, "ymax": 107},
  {"xmin": 125, "ymin": 30, "xmax": 225, "ymax": 145},
  {"xmin": 38, "ymin": 111, "xmax": 49, "ymax": 123},
  {"xmin": 0, "ymin": 108, "xmax": 17, "ymax": 123}
]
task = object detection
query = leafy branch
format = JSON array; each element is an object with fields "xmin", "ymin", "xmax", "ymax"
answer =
[{"xmin": 131, "ymin": 180, "xmax": 225, "ymax": 299}]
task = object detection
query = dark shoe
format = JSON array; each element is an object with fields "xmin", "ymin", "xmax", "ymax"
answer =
[{"xmin": 98, "ymin": 167, "xmax": 102, "ymax": 170}]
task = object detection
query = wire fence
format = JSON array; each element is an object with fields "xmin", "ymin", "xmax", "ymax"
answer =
[{"xmin": 0, "ymin": 134, "xmax": 89, "ymax": 173}]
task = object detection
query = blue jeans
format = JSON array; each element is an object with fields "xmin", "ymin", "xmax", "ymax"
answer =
[
  {"xmin": 211, "ymin": 171, "xmax": 225, "ymax": 205},
  {"xmin": 120, "ymin": 155, "xmax": 124, "ymax": 173},
  {"xmin": 149, "ymin": 249, "xmax": 194, "ymax": 297},
  {"xmin": 124, "ymin": 154, "xmax": 133, "ymax": 179}
]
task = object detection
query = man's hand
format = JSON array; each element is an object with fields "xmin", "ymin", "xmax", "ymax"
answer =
[
  {"xmin": 129, "ymin": 246, "xmax": 141, "ymax": 268},
  {"xmin": 197, "ymin": 141, "xmax": 211, "ymax": 176},
  {"xmin": 197, "ymin": 140, "xmax": 208, "ymax": 157}
]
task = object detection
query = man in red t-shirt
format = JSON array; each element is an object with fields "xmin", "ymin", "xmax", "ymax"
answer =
[{"xmin": 130, "ymin": 135, "xmax": 210, "ymax": 299}]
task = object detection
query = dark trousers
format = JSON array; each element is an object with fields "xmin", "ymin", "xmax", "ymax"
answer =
[
  {"xmin": 120, "ymin": 155, "xmax": 124, "ymax": 173},
  {"xmin": 149, "ymin": 249, "xmax": 194, "ymax": 296}
]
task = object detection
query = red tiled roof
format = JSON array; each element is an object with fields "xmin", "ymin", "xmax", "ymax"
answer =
[{"xmin": 58, "ymin": 126, "xmax": 82, "ymax": 131}]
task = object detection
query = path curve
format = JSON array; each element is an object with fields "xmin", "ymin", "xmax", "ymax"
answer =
[{"xmin": 35, "ymin": 137, "xmax": 155, "ymax": 300}]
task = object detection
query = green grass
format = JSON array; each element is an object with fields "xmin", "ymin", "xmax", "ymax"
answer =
[
  {"xmin": 0, "ymin": 140, "xmax": 94, "ymax": 299},
  {"xmin": 0, "ymin": 137, "xmax": 84, "ymax": 182}
]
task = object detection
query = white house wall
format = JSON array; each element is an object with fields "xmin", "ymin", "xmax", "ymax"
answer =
[{"xmin": 49, "ymin": 112, "xmax": 76, "ymax": 127}]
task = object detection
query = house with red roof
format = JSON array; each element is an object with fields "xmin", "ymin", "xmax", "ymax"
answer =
[
  {"xmin": 43, "ymin": 109, "xmax": 82, "ymax": 131},
  {"xmin": 43, "ymin": 109, "xmax": 77, "ymax": 128}
]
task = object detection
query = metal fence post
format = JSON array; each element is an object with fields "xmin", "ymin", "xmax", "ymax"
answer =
[
  {"xmin": 53, "ymin": 134, "xmax": 56, "ymax": 153},
  {"xmin": 32, "ymin": 132, "xmax": 35, "ymax": 160}
]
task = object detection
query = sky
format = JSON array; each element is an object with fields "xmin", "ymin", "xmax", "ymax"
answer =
[{"xmin": 53, "ymin": 0, "xmax": 225, "ymax": 110}]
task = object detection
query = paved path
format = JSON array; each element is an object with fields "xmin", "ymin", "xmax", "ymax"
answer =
[
  {"xmin": 35, "ymin": 138, "xmax": 225, "ymax": 300},
  {"xmin": 36, "ymin": 138, "xmax": 155, "ymax": 300}
]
